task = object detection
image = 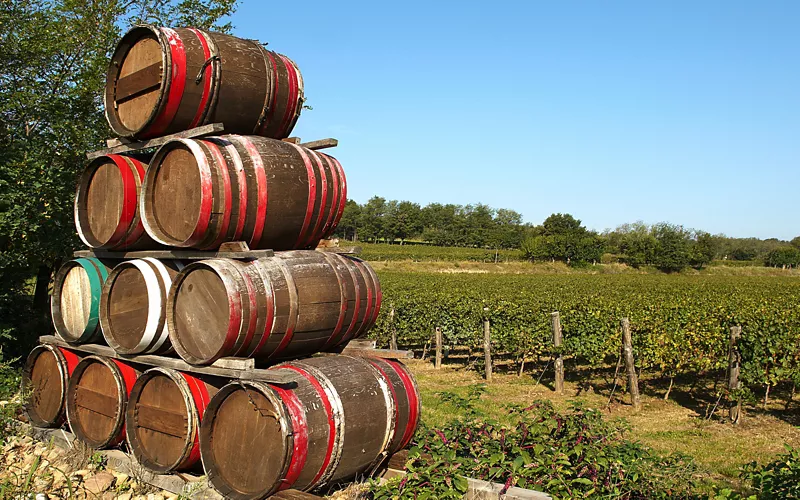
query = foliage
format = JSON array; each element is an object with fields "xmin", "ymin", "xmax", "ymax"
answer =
[
  {"xmin": 359, "ymin": 242, "xmax": 524, "ymax": 262},
  {"xmin": 740, "ymin": 445, "xmax": 800, "ymax": 499},
  {"xmin": 0, "ymin": 0, "xmax": 236, "ymax": 358},
  {"xmin": 370, "ymin": 271, "xmax": 800, "ymax": 401},
  {"xmin": 521, "ymin": 214, "xmax": 605, "ymax": 265},
  {"xmin": 371, "ymin": 388, "xmax": 706, "ymax": 500},
  {"xmin": 764, "ymin": 246, "xmax": 800, "ymax": 268}
]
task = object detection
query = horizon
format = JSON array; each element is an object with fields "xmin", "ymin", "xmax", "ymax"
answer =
[{"xmin": 229, "ymin": 1, "xmax": 799, "ymax": 240}]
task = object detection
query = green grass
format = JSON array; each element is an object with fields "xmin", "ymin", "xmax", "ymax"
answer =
[{"xmin": 357, "ymin": 242, "xmax": 524, "ymax": 262}]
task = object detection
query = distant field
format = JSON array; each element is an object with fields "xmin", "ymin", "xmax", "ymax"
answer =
[{"xmin": 356, "ymin": 242, "xmax": 524, "ymax": 262}]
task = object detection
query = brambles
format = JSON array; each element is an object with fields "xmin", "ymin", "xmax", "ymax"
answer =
[
  {"xmin": 371, "ymin": 272, "xmax": 800, "ymax": 404},
  {"xmin": 371, "ymin": 387, "xmax": 707, "ymax": 500}
]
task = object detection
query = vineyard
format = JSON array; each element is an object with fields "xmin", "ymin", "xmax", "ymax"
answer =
[
  {"xmin": 369, "ymin": 272, "xmax": 800, "ymax": 404},
  {"xmin": 358, "ymin": 242, "xmax": 524, "ymax": 262}
]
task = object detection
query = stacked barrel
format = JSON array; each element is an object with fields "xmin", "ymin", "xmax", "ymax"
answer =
[{"xmin": 24, "ymin": 25, "xmax": 418, "ymax": 499}]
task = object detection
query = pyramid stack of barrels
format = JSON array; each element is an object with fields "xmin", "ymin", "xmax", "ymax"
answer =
[{"xmin": 23, "ymin": 25, "xmax": 419, "ymax": 499}]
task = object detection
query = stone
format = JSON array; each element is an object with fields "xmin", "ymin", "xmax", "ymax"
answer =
[
  {"xmin": 111, "ymin": 470, "xmax": 130, "ymax": 484},
  {"xmin": 84, "ymin": 471, "xmax": 116, "ymax": 495}
]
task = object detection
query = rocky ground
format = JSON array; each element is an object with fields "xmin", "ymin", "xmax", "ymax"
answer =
[{"xmin": 0, "ymin": 434, "xmax": 184, "ymax": 499}]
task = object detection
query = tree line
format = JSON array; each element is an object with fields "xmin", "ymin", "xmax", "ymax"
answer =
[{"xmin": 334, "ymin": 197, "xmax": 800, "ymax": 272}]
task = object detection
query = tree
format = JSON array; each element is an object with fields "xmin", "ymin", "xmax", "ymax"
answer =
[
  {"xmin": 0, "ymin": 0, "xmax": 236, "ymax": 359},
  {"xmin": 689, "ymin": 231, "xmax": 716, "ymax": 268},
  {"xmin": 651, "ymin": 223, "xmax": 691, "ymax": 272},
  {"xmin": 764, "ymin": 247, "xmax": 800, "ymax": 268},
  {"xmin": 335, "ymin": 200, "xmax": 361, "ymax": 241},
  {"xmin": 359, "ymin": 196, "xmax": 387, "ymax": 242},
  {"xmin": 521, "ymin": 213, "xmax": 604, "ymax": 265},
  {"xmin": 791, "ymin": 236, "xmax": 800, "ymax": 249},
  {"xmin": 385, "ymin": 201, "xmax": 422, "ymax": 244}
]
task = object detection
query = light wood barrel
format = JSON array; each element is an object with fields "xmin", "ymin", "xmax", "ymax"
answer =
[
  {"xmin": 74, "ymin": 154, "xmax": 154, "ymax": 250},
  {"xmin": 126, "ymin": 368, "xmax": 219, "ymax": 473},
  {"xmin": 167, "ymin": 251, "xmax": 381, "ymax": 365},
  {"xmin": 52, "ymin": 258, "xmax": 111, "ymax": 344},
  {"xmin": 365, "ymin": 358, "xmax": 421, "ymax": 454},
  {"xmin": 201, "ymin": 356, "xmax": 416, "ymax": 498},
  {"xmin": 100, "ymin": 258, "xmax": 184, "ymax": 354},
  {"xmin": 23, "ymin": 345, "xmax": 82, "ymax": 428},
  {"xmin": 140, "ymin": 136, "xmax": 346, "ymax": 250},
  {"xmin": 66, "ymin": 356, "xmax": 139, "ymax": 449},
  {"xmin": 105, "ymin": 25, "xmax": 303, "ymax": 140}
]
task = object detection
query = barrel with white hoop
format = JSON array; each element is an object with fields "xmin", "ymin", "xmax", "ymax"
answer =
[
  {"xmin": 126, "ymin": 368, "xmax": 219, "ymax": 472},
  {"xmin": 364, "ymin": 358, "xmax": 422, "ymax": 454},
  {"xmin": 74, "ymin": 154, "xmax": 154, "ymax": 250},
  {"xmin": 100, "ymin": 258, "xmax": 184, "ymax": 355},
  {"xmin": 200, "ymin": 355, "xmax": 403, "ymax": 498},
  {"xmin": 23, "ymin": 345, "xmax": 82, "ymax": 428},
  {"xmin": 140, "ymin": 135, "xmax": 346, "ymax": 251},
  {"xmin": 66, "ymin": 356, "xmax": 139, "ymax": 449},
  {"xmin": 105, "ymin": 25, "xmax": 303, "ymax": 140},
  {"xmin": 167, "ymin": 251, "xmax": 380, "ymax": 365},
  {"xmin": 51, "ymin": 258, "xmax": 111, "ymax": 344}
]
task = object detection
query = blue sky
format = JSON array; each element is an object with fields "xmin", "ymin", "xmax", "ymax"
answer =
[{"xmin": 229, "ymin": 1, "xmax": 799, "ymax": 239}]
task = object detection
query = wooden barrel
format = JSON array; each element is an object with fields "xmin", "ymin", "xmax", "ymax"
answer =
[
  {"xmin": 74, "ymin": 154, "xmax": 154, "ymax": 250},
  {"xmin": 23, "ymin": 345, "xmax": 82, "ymax": 428},
  {"xmin": 52, "ymin": 258, "xmax": 111, "ymax": 344},
  {"xmin": 167, "ymin": 251, "xmax": 380, "ymax": 365},
  {"xmin": 100, "ymin": 258, "xmax": 184, "ymax": 354},
  {"xmin": 201, "ymin": 355, "xmax": 415, "ymax": 498},
  {"xmin": 364, "ymin": 358, "xmax": 421, "ymax": 454},
  {"xmin": 126, "ymin": 368, "xmax": 219, "ymax": 473},
  {"xmin": 104, "ymin": 25, "xmax": 303, "ymax": 140},
  {"xmin": 66, "ymin": 356, "xmax": 139, "ymax": 448},
  {"xmin": 140, "ymin": 136, "xmax": 346, "ymax": 250}
]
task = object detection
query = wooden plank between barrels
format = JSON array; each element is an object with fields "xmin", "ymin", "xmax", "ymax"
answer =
[
  {"xmin": 38, "ymin": 336, "xmax": 297, "ymax": 385},
  {"xmin": 73, "ymin": 248, "xmax": 275, "ymax": 260},
  {"xmin": 86, "ymin": 123, "xmax": 225, "ymax": 159},
  {"xmin": 299, "ymin": 138, "xmax": 338, "ymax": 150}
]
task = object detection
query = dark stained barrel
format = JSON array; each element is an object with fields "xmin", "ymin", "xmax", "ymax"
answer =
[
  {"xmin": 66, "ymin": 356, "xmax": 139, "ymax": 449},
  {"xmin": 100, "ymin": 258, "xmax": 184, "ymax": 354},
  {"xmin": 74, "ymin": 154, "xmax": 154, "ymax": 250},
  {"xmin": 201, "ymin": 356, "xmax": 419, "ymax": 498},
  {"xmin": 167, "ymin": 251, "xmax": 380, "ymax": 365},
  {"xmin": 140, "ymin": 136, "xmax": 346, "ymax": 250},
  {"xmin": 23, "ymin": 345, "xmax": 82, "ymax": 428},
  {"xmin": 105, "ymin": 26, "xmax": 303, "ymax": 140},
  {"xmin": 364, "ymin": 358, "xmax": 421, "ymax": 454},
  {"xmin": 52, "ymin": 258, "xmax": 111, "ymax": 344},
  {"xmin": 126, "ymin": 368, "xmax": 219, "ymax": 473}
]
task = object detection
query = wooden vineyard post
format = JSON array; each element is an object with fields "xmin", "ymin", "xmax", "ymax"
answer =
[
  {"xmin": 435, "ymin": 327, "xmax": 443, "ymax": 369},
  {"xmin": 728, "ymin": 325, "xmax": 742, "ymax": 424},
  {"xmin": 551, "ymin": 311, "xmax": 564, "ymax": 394},
  {"xmin": 621, "ymin": 318, "xmax": 641, "ymax": 410},
  {"xmin": 389, "ymin": 306, "xmax": 398, "ymax": 351},
  {"xmin": 483, "ymin": 309, "xmax": 492, "ymax": 382}
]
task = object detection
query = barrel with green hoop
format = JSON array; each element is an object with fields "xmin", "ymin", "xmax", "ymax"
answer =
[{"xmin": 51, "ymin": 258, "xmax": 111, "ymax": 343}]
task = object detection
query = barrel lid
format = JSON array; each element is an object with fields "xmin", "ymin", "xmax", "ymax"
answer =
[
  {"xmin": 169, "ymin": 263, "xmax": 232, "ymax": 364},
  {"xmin": 107, "ymin": 26, "xmax": 165, "ymax": 134},
  {"xmin": 146, "ymin": 142, "xmax": 203, "ymax": 245},
  {"xmin": 24, "ymin": 346, "xmax": 68, "ymax": 426},
  {"xmin": 201, "ymin": 383, "xmax": 291, "ymax": 499},
  {"xmin": 77, "ymin": 157, "xmax": 125, "ymax": 246},
  {"xmin": 58, "ymin": 265, "xmax": 93, "ymax": 339},
  {"xmin": 103, "ymin": 265, "xmax": 151, "ymax": 351},
  {"xmin": 66, "ymin": 356, "xmax": 126, "ymax": 448},
  {"xmin": 127, "ymin": 368, "xmax": 194, "ymax": 472}
]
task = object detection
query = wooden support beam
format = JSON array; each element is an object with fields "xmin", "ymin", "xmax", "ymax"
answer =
[
  {"xmin": 728, "ymin": 325, "xmax": 742, "ymax": 424},
  {"xmin": 551, "ymin": 311, "xmax": 564, "ymax": 394},
  {"xmin": 88, "ymin": 123, "xmax": 224, "ymax": 159},
  {"xmin": 620, "ymin": 318, "xmax": 641, "ymax": 410},
  {"xmin": 483, "ymin": 316, "xmax": 492, "ymax": 382},
  {"xmin": 74, "ymin": 245, "xmax": 274, "ymax": 261},
  {"xmin": 435, "ymin": 327, "xmax": 443, "ymax": 369},
  {"xmin": 299, "ymin": 138, "xmax": 338, "ymax": 150}
]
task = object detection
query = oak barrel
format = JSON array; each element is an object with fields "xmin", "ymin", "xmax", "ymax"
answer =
[
  {"xmin": 23, "ymin": 345, "xmax": 82, "ymax": 428},
  {"xmin": 74, "ymin": 154, "xmax": 154, "ymax": 250},
  {"xmin": 364, "ymin": 358, "xmax": 421, "ymax": 454},
  {"xmin": 52, "ymin": 258, "xmax": 111, "ymax": 344},
  {"xmin": 126, "ymin": 368, "xmax": 219, "ymax": 473},
  {"xmin": 167, "ymin": 251, "xmax": 381, "ymax": 365},
  {"xmin": 201, "ymin": 356, "xmax": 419, "ymax": 498},
  {"xmin": 100, "ymin": 258, "xmax": 184, "ymax": 354},
  {"xmin": 66, "ymin": 356, "xmax": 139, "ymax": 448},
  {"xmin": 105, "ymin": 25, "xmax": 303, "ymax": 140},
  {"xmin": 140, "ymin": 136, "xmax": 346, "ymax": 250}
]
